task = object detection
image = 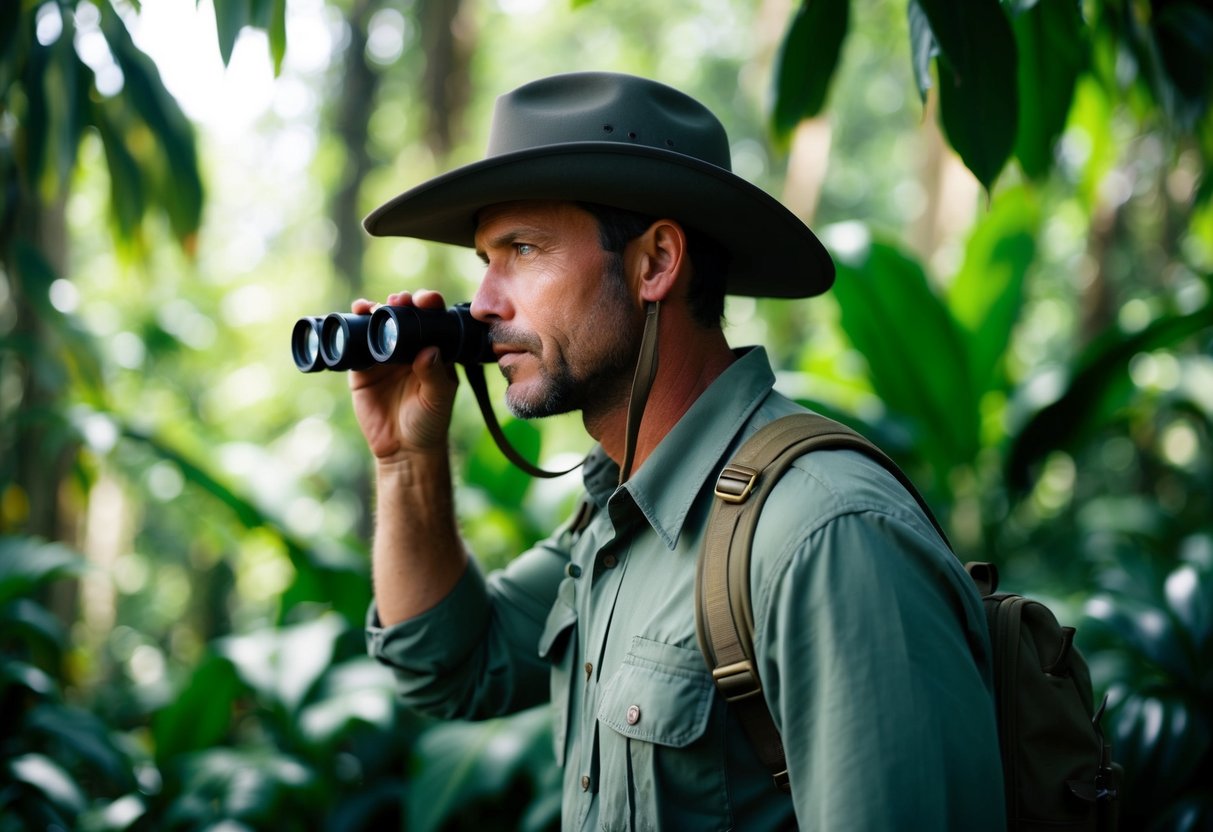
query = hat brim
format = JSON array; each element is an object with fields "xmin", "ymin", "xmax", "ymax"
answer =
[{"xmin": 363, "ymin": 142, "xmax": 833, "ymax": 299}]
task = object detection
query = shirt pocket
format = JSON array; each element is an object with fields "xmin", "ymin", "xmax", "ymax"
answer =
[
  {"xmin": 537, "ymin": 575, "xmax": 578, "ymax": 766},
  {"xmin": 596, "ymin": 636, "xmax": 729, "ymax": 831}
]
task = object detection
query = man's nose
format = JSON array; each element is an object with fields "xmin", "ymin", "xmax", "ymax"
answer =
[{"xmin": 470, "ymin": 267, "xmax": 511, "ymax": 323}]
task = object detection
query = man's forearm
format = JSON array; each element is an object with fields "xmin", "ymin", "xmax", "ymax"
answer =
[{"xmin": 372, "ymin": 449, "xmax": 469, "ymax": 626}]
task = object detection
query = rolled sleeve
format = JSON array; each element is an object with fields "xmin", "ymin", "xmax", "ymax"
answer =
[{"xmin": 365, "ymin": 530, "xmax": 572, "ymax": 721}]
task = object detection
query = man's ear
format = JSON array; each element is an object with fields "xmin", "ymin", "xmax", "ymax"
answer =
[{"xmin": 628, "ymin": 219, "xmax": 688, "ymax": 304}]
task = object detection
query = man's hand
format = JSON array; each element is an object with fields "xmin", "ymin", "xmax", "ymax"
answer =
[{"xmin": 349, "ymin": 289, "xmax": 460, "ymax": 462}]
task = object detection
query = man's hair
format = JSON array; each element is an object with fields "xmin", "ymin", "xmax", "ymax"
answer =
[{"xmin": 578, "ymin": 202, "xmax": 728, "ymax": 329}]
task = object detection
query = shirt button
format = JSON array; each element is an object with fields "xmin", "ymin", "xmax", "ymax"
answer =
[
  {"xmin": 584, "ymin": 662, "xmax": 593, "ymax": 682},
  {"xmin": 566, "ymin": 563, "xmax": 582, "ymax": 578},
  {"xmin": 626, "ymin": 704, "xmax": 641, "ymax": 725},
  {"xmin": 581, "ymin": 775, "xmax": 591, "ymax": 791},
  {"xmin": 602, "ymin": 553, "xmax": 618, "ymax": 568}
]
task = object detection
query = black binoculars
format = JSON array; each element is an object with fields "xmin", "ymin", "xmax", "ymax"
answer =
[{"xmin": 292, "ymin": 303, "xmax": 495, "ymax": 372}]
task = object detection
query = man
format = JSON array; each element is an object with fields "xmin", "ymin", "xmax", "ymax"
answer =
[{"xmin": 356, "ymin": 72, "xmax": 1004, "ymax": 830}]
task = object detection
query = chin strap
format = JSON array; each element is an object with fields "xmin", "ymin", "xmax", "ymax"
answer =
[
  {"xmin": 619, "ymin": 300, "xmax": 661, "ymax": 485},
  {"xmin": 463, "ymin": 361, "xmax": 582, "ymax": 479}
]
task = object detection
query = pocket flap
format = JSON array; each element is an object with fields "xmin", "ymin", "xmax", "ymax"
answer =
[
  {"xmin": 538, "ymin": 576, "xmax": 577, "ymax": 661},
  {"xmin": 597, "ymin": 636, "xmax": 713, "ymax": 748}
]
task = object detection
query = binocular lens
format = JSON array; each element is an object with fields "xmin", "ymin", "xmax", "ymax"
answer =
[
  {"xmin": 377, "ymin": 316, "xmax": 399, "ymax": 356},
  {"xmin": 319, "ymin": 313, "xmax": 373, "ymax": 371},
  {"xmin": 291, "ymin": 317, "xmax": 325, "ymax": 372}
]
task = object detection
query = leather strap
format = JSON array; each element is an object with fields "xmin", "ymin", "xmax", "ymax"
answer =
[
  {"xmin": 695, "ymin": 412, "xmax": 949, "ymax": 791},
  {"xmin": 463, "ymin": 362, "xmax": 581, "ymax": 479},
  {"xmin": 619, "ymin": 301, "xmax": 661, "ymax": 485}
]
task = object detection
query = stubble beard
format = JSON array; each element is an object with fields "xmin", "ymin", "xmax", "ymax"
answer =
[{"xmin": 494, "ymin": 264, "xmax": 641, "ymax": 420}]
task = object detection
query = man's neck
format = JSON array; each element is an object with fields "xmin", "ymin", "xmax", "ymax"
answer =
[{"xmin": 586, "ymin": 319, "xmax": 736, "ymax": 474}]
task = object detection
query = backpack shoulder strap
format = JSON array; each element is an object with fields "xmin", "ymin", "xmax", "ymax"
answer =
[{"xmin": 694, "ymin": 412, "xmax": 948, "ymax": 792}]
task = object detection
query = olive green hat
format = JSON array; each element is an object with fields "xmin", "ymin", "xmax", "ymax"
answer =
[{"xmin": 363, "ymin": 71, "xmax": 834, "ymax": 298}]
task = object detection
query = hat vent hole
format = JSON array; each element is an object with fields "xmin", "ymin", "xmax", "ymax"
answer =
[
  {"xmin": 602, "ymin": 124, "xmax": 614, "ymax": 133},
  {"xmin": 665, "ymin": 138, "xmax": 675, "ymax": 147},
  {"xmin": 628, "ymin": 131, "xmax": 638, "ymax": 140}
]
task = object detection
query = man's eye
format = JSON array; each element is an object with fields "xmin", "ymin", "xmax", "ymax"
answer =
[{"xmin": 515, "ymin": 243, "xmax": 536, "ymax": 256}]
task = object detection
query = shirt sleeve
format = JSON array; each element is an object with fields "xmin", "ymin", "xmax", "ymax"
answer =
[
  {"xmin": 751, "ymin": 480, "xmax": 1005, "ymax": 830},
  {"xmin": 365, "ymin": 523, "xmax": 572, "ymax": 721}
]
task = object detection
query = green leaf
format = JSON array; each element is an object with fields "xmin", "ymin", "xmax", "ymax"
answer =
[
  {"xmin": 98, "ymin": 4, "xmax": 204, "ymax": 246},
  {"xmin": 1164, "ymin": 564, "xmax": 1213, "ymax": 656},
  {"xmin": 44, "ymin": 16, "xmax": 86, "ymax": 195},
  {"xmin": 1106, "ymin": 691, "xmax": 1211, "ymax": 811},
  {"xmin": 907, "ymin": 0, "xmax": 938, "ymax": 102},
  {"xmin": 92, "ymin": 103, "xmax": 146, "ymax": 241},
  {"xmin": 1151, "ymin": 0, "xmax": 1213, "ymax": 131},
  {"xmin": 828, "ymin": 228, "xmax": 980, "ymax": 481},
  {"xmin": 217, "ymin": 614, "xmax": 347, "ymax": 714},
  {"xmin": 1012, "ymin": 0, "xmax": 1088, "ymax": 179},
  {"xmin": 267, "ymin": 0, "xmax": 287, "ymax": 74},
  {"xmin": 407, "ymin": 707, "xmax": 554, "ymax": 832},
  {"xmin": 152, "ymin": 652, "xmax": 245, "ymax": 761},
  {"xmin": 0, "ymin": 597, "xmax": 68, "ymax": 659},
  {"xmin": 465, "ymin": 416, "xmax": 539, "ymax": 511},
  {"xmin": 26, "ymin": 704, "xmax": 138, "ymax": 791},
  {"xmin": 169, "ymin": 748, "xmax": 315, "ymax": 821},
  {"xmin": 297, "ymin": 658, "xmax": 396, "ymax": 746},
  {"xmin": 771, "ymin": 0, "xmax": 850, "ymax": 136},
  {"xmin": 212, "ymin": 0, "xmax": 252, "ymax": 67},
  {"xmin": 20, "ymin": 40, "xmax": 51, "ymax": 194},
  {"xmin": 918, "ymin": 0, "xmax": 1019, "ymax": 189},
  {"xmin": 1005, "ymin": 301, "xmax": 1213, "ymax": 493},
  {"xmin": 0, "ymin": 536, "xmax": 86, "ymax": 605},
  {"xmin": 8, "ymin": 753, "xmax": 87, "ymax": 815},
  {"xmin": 948, "ymin": 185, "xmax": 1038, "ymax": 397}
]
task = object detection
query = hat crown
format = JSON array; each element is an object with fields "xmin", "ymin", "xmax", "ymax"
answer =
[{"xmin": 486, "ymin": 72, "xmax": 732, "ymax": 171}]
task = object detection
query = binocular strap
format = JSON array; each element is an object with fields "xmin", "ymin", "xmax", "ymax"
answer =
[{"xmin": 462, "ymin": 362, "xmax": 583, "ymax": 479}]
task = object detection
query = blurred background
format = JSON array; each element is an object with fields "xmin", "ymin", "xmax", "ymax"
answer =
[{"xmin": 1, "ymin": 0, "xmax": 1211, "ymax": 829}]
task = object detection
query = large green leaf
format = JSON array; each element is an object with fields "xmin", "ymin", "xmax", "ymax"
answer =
[
  {"xmin": 92, "ymin": 103, "xmax": 146, "ymax": 241},
  {"xmin": 7, "ymin": 753, "xmax": 86, "ymax": 816},
  {"xmin": 465, "ymin": 415, "xmax": 540, "ymax": 511},
  {"xmin": 43, "ymin": 15, "xmax": 87, "ymax": 196},
  {"xmin": 770, "ymin": 0, "xmax": 850, "ymax": 136},
  {"xmin": 213, "ymin": 0, "xmax": 252, "ymax": 67},
  {"xmin": 1106, "ymin": 690, "xmax": 1211, "ymax": 813},
  {"xmin": 917, "ymin": 0, "xmax": 1019, "ymax": 189},
  {"xmin": 98, "ymin": 3, "xmax": 203, "ymax": 245},
  {"xmin": 152, "ymin": 652, "xmax": 245, "ymax": 762},
  {"xmin": 829, "ymin": 230, "xmax": 981, "ymax": 480},
  {"xmin": 25, "ymin": 704, "xmax": 138, "ymax": 791},
  {"xmin": 0, "ymin": 536, "xmax": 85, "ymax": 605},
  {"xmin": 948, "ymin": 185, "xmax": 1038, "ymax": 398},
  {"xmin": 217, "ymin": 614, "xmax": 347, "ymax": 715},
  {"xmin": 407, "ymin": 706, "xmax": 556, "ymax": 832},
  {"xmin": 165, "ymin": 747, "xmax": 316, "ymax": 824},
  {"xmin": 1012, "ymin": 0, "xmax": 1088, "ymax": 179},
  {"xmin": 1005, "ymin": 301, "xmax": 1213, "ymax": 493}
]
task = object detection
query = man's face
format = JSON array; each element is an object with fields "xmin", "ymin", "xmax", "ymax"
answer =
[{"xmin": 472, "ymin": 200, "xmax": 643, "ymax": 420}]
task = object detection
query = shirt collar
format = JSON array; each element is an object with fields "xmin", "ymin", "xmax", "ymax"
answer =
[{"xmin": 581, "ymin": 346, "xmax": 776, "ymax": 550}]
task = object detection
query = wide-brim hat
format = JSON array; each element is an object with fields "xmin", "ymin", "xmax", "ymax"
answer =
[{"xmin": 364, "ymin": 72, "xmax": 834, "ymax": 298}]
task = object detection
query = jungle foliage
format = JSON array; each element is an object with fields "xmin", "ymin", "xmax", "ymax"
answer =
[{"xmin": 1, "ymin": 0, "xmax": 1211, "ymax": 829}]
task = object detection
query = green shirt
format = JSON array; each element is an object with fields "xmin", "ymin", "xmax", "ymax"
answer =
[{"xmin": 367, "ymin": 347, "xmax": 1005, "ymax": 831}]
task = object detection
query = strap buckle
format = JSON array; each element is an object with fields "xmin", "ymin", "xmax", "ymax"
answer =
[
  {"xmin": 712, "ymin": 660, "xmax": 764, "ymax": 702},
  {"xmin": 715, "ymin": 464, "xmax": 759, "ymax": 504}
]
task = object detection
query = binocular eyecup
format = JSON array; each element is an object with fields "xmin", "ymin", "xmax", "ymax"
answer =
[{"xmin": 292, "ymin": 303, "xmax": 495, "ymax": 372}]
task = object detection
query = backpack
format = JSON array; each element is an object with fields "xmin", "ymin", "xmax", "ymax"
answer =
[{"xmin": 693, "ymin": 412, "xmax": 1121, "ymax": 830}]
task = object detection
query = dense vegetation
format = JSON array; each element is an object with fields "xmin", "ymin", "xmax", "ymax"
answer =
[{"xmin": 2, "ymin": 0, "xmax": 1210, "ymax": 829}]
